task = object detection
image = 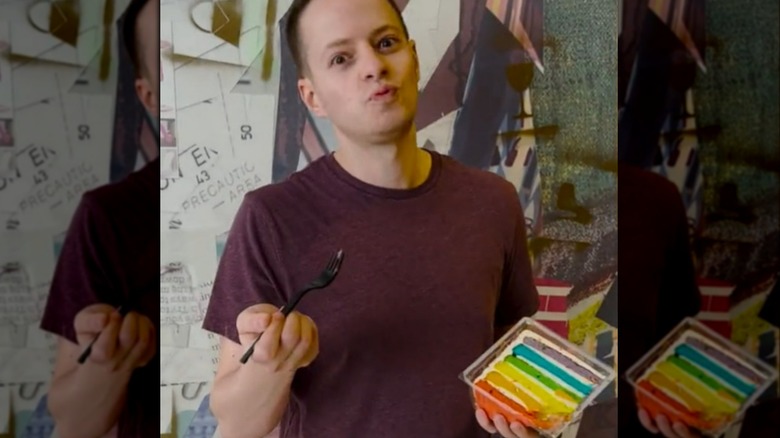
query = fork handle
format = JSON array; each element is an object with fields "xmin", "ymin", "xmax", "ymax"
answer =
[
  {"xmin": 77, "ymin": 333, "xmax": 100, "ymax": 364},
  {"xmin": 77, "ymin": 305, "xmax": 128, "ymax": 364},
  {"xmin": 280, "ymin": 286, "xmax": 315, "ymax": 317},
  {"xmin": 238, "ymin": 301, "xmax": 295, "ymax": 364},
  {"xmin": 239, "ymin": 286, "xmax": 317, "ymax": 364},
  {"xmin": 239, "ymin": 333, "xmax": 262, "ymax": 364}
]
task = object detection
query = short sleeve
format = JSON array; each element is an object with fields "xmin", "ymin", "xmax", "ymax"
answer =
[
  {"xmin": 40, "ymin": 196, "xmax": 113, "ymax": 344},
  {"xmin": 201, "ymin": 195, "xmax": 285, "ymax": 344},
  {"xmin": 495, "ymin": 198, "xmax": 540, "ymax": 328}
]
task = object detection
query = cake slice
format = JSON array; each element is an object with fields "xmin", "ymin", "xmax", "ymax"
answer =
[{"xmin": 473, "ymin": 331, "xmax": 604, "ymax": 427}]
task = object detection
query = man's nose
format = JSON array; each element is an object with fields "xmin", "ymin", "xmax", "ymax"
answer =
[{"xmin": 359, "ymin": 48, "xmax": 388, "ymax": 81}]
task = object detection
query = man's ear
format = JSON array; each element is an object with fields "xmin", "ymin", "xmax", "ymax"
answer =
[
  {"xmin": 135, "ymin": 77, "xmax": 158, "ymax": 118},
  {"xmin": 298, "ymin": 77, "xmax": 327, "ymax": 117},
  {"xmin": 409, "ymin": 39, "xmax": 420, "ymax": 83}
]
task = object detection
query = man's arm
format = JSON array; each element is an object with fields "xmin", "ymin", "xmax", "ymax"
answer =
[
  {"xmin": 48, "ymin": 339, "xmax": 130, "ymax": 437},
  {"xmin": 40, "ymin": 197, "xmax": 128, "ymax": 437},
  {"xmin": 210, "ymin": 336, "xmax": 293, "ymax": 438},
  {"xmin": 209, "ymin": 306, "xmax": 319, "ymax": 438},
  {"xmin": 495, "ymin": 188, "xmax": 540, "ymax": 336},
  {"xmin": 203, "ymin": 195, "xmax": 314, "ymax": 437},
  {"xmin": 47, "ymin": 306, "xmax": 155, "ymax": 438}
]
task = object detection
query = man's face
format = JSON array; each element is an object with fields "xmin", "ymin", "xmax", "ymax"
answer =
[
  {"xmin": 297, "ymin": 0, "xmax": 419, "ymax": 145},
  {"xmin": 134, "ymin": 0, "xmax": 160, "ymax": 118}
]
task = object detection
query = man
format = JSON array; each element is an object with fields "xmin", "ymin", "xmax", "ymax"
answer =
[
  {"xmin": 617, "ymin": 163, "xmax": 701, "ymax": 438},
  {"xmin": 617, "ymin": 3, "xmax": 703, "ymax": 436},
  {"xmin": 203, "ymin": 0, "xmax": 540, "ymax": 437},
  {"xmin": 39, "ymin": 1, "xmax": 159, "ymax": 437}
]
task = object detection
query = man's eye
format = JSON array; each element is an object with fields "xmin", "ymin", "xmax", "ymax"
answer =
[
  {"xmin": 330, "ymin": 55, "xmax": 347, "ymax": 66},
  {"xmin": 378, "ymin": 37, "xmax": 398, "ymax": 49}
]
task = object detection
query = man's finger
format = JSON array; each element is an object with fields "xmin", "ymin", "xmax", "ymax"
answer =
[
  {"xmin": 672, "ymin": 421, "xmax": 694, "ymax": 438},
  {"xmin": 111, "ymin": 313, "xmax": 140, "ymax": 367},
  {"xmin": 252, "ymin": 312, "xmax": 284, "ymax": 364},
  {"xmin": 73, "ymin": 304, "xmax": 115, "ymax": 322},
  {"xmin": 475, "ymin": 409, "xmax": 497, "ymax": 434},
  {"xmin": 510, "ymin": 421, "xmax": 535, "ymax": 438},
  {"xmin": 118, "ymin": 312, "xmax": 139, "ymax": 350},
  {"xmin": 90, "ymin": 312, "xmax": 121, "ymax": 363},
  {"xmin": 140, "ymin": 322, "xmax": 157, "ymax": 366},
  {"xmin": 236, "ymin": 310, "xmax": 272, "ymax": 336},
  {"xmin": 277, "ymin": 312, "xmax": 304, "ymax": 367},
  {"xmin": 74, "ymin": 312, "xmax": 109, "ymax": 335},
  {"xmin": 283, "ymin": 314, "xmax": 313, "ymax": 370},
  {"xmin": 638, "ymin": 408, "xmax": 659, "ymax": 434},
  {"xmin": 135, "ymin": 317, "xmax": 156, "ymax": 366},
  {"xmin": 299, "ymin": 316, "xmax": 319, "ymax": 367},
  {"xmin": 656, "ymin": 414, "xmax": 679, "ymax": 438},
  {"xmin": 493, "ymin": 414, "xmax": 518, "ymax": 438},
  {"xmin": 119, "ymin": 316, "xmax": 153, "ymax": 371},
  {"xmin": 280, "ymin": 313, "xmax": 302, "ymax": 346}
]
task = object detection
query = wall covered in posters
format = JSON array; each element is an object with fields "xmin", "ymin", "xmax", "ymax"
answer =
[
  {"xmin": 620, "ymin": 0, "xmax": 779, "ymax": 435},
  {"xmin": 0, "ymin": 0, "xmax": 155, "ymax": 436},
  {"xmin": 159, "ymin": 1, "xmax": 617, "ymax": 437}
]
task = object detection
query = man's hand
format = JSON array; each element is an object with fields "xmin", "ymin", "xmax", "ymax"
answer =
[
  {"xmin": 208, "ymin": 305, "xmax": 320, "ymax": 438},
  {"xmin": 476, "ymin": 409, "xmax": 539, "ymax": 438},
  {"xmin": 74, "ymin": 304, "xmax": 156, "ymax": 372},
  {"xmin": 237, "ymin": 304, "xmax": 319, "ymax": 372},
  {"xmin": 47, "ymin": 304, "xmax": 155, "ymax": 438},
  {"xmin": 638, "ymin": 408, "xmax": 701, "ymax": 438}
]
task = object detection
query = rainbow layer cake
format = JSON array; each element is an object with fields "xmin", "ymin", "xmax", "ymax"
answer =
[
  {"xmin": 470, "ymin": 330, "xmax": 609, "ymax": 432},
  {"xmin": 634, "ymin": 330, "xmax": 769, "ymax": 433}
]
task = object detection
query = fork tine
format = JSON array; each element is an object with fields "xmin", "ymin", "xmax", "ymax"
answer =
[
  {"xmin": 324, "ymin": 250, "xmax": 338, "ymax": 272},
  {"xmin": 331, "ymin": 249, "xmax": 344, "ymax": 273}
]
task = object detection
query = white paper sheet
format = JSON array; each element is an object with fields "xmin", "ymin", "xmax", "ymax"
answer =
[
  {"xmin": 0, "ymin": 231, "xmax": 56, "ymax": 344},
  {"xmin": 0, "ymin": 385, "xmax": 9, "ymax": 435},
  {"xmin": 404, "ymin": 0, "xmax": 459, "ymax": 89},
  {"xmin": 161, "ymin": 347, "xmax": 218, "ymax": 385},
  {"xmin": 9, "ymin": 1, "xmax": 102, "ymax": 67},
  {"xmin": 160, "ymin": 231, "xmax": 219, "ymax": 332},
  {"xmin": 161, "ymin": 92, "xmax": 275, "ymax": 229},
  {"xmin": 171, "ymin": 0, "xmax": 266, "ymax": 67},
  {"xmin": 160, "ymin": 385, "xmax": 173, "ymax": 434}
]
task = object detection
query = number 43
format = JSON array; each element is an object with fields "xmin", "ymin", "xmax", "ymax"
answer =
[{"xmin": 196, "ymin": 170, "xmax": 210, "ymax": 184}]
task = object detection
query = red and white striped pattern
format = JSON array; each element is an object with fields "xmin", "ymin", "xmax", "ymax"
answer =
[
  {"xmin": 533, "ymin": 278, "xmax": 573, "ymax": 338},
  {"xmin": 696, "ymin": 278, "xmax": 735, "ymax": 338}
]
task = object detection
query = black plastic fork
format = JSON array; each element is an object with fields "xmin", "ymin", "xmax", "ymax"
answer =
[
  {"xmin": 77, "ymin": 304, "xmax": 129, "ymax": 364},
  {"xmin": 239, "ymin": 249, "xmax": 344, "ymax": 364}
]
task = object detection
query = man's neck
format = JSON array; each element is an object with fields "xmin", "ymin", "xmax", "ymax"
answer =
[{"xmin": 333, "ymin": 127, "xmax": 432, "ymax": 190}]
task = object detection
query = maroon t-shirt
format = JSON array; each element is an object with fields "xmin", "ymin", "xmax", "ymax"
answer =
[
  {"xmin": 203, "ymin": 150, "xmax": 539, "ymax": 438},
  {"xmin": 40, "ymin": 158, "xmax": 160, "ymax": 438}
]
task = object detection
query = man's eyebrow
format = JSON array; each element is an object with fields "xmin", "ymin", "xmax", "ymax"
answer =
[{"xmin": 323, "ymin": 25, "xmax": 404, "ymax": 51}]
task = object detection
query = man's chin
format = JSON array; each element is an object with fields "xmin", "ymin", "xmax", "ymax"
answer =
[{"xmin": 368, "ymin": 114, "xmax": 415, "ymax": 138}]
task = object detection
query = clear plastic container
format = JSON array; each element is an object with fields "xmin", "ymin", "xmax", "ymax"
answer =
[
  {"xmin": 460, "ymin": 317, "xmax": 616, "ymax": 437},
  {"xmin": 625, "ymin": 317, "xmax": 779, "ymax": 437}
]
